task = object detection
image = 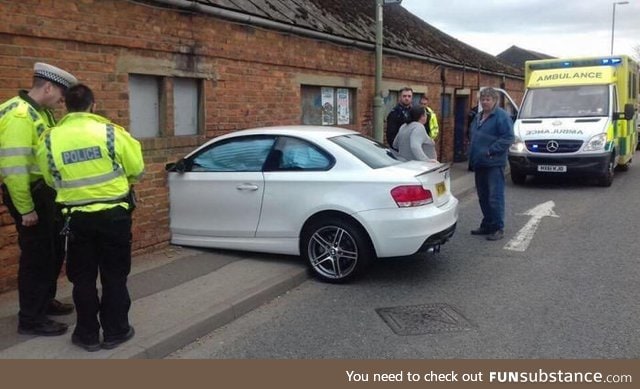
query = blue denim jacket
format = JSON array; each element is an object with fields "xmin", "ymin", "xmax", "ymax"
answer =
[{"xmin": 469, "ymin": 107, "xmax": 514, "ymax": 168}]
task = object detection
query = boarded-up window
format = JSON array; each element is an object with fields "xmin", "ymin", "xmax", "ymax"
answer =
[
  {"xmin": 174, "ymin": 78, "xmax": 201, "ymax": 136},
  {"xmin": 301, "ymin": 86, "xmax": 355, "ymax": 125},
  {"xmin": 129, "ymin": 74, "xmax": 161, "ymax": 138}
]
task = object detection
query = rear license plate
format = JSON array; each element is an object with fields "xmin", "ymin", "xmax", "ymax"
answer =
[
  {"xmin": 538, "ymin": 165, "xmax": 567, "ymax": 173},
  {"xmin": 436, "ymin": 182, "xmax": 446, "ymax": 196}
]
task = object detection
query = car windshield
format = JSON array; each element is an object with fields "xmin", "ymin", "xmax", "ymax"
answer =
[
  {"xmin": 330, "ymin": 134, "xmax": 405, "ymax": 169},
  {"xmin": 519, "ymin": 85, "xmax": 609, "ymax": 119}
]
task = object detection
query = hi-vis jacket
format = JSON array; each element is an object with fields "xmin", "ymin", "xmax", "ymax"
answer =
[
  {"xmin": 424, "ymin": 106, "xmax": 440, "ymax": 139},
  {"xmin": 0, "ymin": 92, "xmax": 56, "ymax": 214},
  {"xmin": 36, "ymin": 112, "xmax": 144, "ymax": 214}
]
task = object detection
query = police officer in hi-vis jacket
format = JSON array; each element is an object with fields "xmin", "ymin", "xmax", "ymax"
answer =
[
  {"xmin": 37, "ymin": 84, "xmax": 144, "ymax": 351},
  {"xmin": 0, "ymin": 63, "xmax": 77, "ymax": 337}
]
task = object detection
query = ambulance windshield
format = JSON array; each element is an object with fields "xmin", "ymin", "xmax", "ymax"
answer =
[{"xmin": 519, "ymin": 85, "xmax": 609, "ymax": 119}]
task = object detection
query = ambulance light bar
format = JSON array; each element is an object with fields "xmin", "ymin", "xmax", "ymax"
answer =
[{"xmin": 530, "ymin": 57, "xmax": 623, "ymax": 70}]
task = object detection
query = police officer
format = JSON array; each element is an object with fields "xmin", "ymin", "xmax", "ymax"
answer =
[
  {"xmin": 36, "ymin": 84, "xmax": 144, "ymax": 351},
  {"xmin": 419, "ymin": 95, "xmax": 440, "ymax": 140},
  {"xmin": 0, "ymin": 62, "xmax": 77, "ymax": 336}
]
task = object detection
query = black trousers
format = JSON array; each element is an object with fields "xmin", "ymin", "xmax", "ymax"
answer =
[
  {"xmin": 2, "ymin": 182, "xmax": 64, "ymax": 325},
  {"xmin": 66, "ymin": 206, "xmax": 132, "ymax": 341}
]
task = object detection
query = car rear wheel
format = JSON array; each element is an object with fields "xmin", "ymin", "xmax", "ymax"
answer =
[{"xmin": 301, "ymin": 217, "xmax": 373, "ymax": 283}]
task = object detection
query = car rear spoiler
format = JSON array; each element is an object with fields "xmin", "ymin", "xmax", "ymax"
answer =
[{"xmin": 415, "ymin": 162, "xmax": 450, "ymax": 178}]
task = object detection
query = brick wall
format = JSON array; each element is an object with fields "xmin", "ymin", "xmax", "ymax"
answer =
[{"xmin": 0, "ymin": 0, "xmax": 523, "ymax": 293}]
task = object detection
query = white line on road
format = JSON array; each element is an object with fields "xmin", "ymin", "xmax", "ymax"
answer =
[{"xmin": 504, "ymin": 201, "xmax": 559, "ymax": 252}]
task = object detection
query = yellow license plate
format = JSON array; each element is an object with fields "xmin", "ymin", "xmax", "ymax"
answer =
[{"xmin": 436, "ymin": 182, "xmax": 446, "ymax": 196}]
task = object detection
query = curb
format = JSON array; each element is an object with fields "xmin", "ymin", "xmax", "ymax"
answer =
[{"xmin": 111, "ymin": 266, "xmax": 309, "ymax": 359}]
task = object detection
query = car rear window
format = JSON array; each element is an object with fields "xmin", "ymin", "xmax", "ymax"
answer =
[{"xmin": 330, "ymin": 134, "xmax": 404, "ymax": 169}]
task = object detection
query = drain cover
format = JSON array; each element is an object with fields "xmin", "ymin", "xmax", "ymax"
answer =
[{"xmin": 376, "ymin": 303, "xmax": 473, "ymax": 335}]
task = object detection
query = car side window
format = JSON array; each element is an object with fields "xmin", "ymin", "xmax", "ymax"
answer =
[
  {"xmin": 191, "ymin": 136, "xmax": 276, "ymax": 172},
  {"xmin": 268, "ymin": 137, "xmax": 332, "ymax": 171}
]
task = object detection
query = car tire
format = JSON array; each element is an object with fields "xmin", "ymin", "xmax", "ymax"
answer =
[
  {"xmin": 616, "ymin": 158, "xmax": 631, "ymax": 172},
  {"xmin": 301, "ymin": 216, "xmax": 373, "ymax": 283},
  {"xmin": 597, "ymin": 155, "xmax": 614, "ymax": 187},
  {"xmin": 510, "ymin": 168, "xmax": 526, "ymax": 185}
]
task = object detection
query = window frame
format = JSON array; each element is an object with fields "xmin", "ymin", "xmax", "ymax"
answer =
[
  {"xmin": 187, "ymin": 135, "xmax": 277, "ymax": 173},
  {"xmin": 264, "ymin": 136, "xmax": 335, "ymax": 172}
]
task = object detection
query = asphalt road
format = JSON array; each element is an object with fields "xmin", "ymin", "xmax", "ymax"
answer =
[{"xmin": 169, "ymin": 162, "xmax": 640, "ymax": 359}]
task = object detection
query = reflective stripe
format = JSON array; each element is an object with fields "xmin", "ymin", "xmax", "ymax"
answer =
[
  {"xmin": 61, "ymin": 194, "xmax": 128, "ymax": 207},
  {"xmin": 27, "ymin": 106, "xmax": 39, "ymax": 121},
  {"xmin": 55, "ymin": 167, "xmax": 125, "ymax": 189},
  {"xmin": 0, "ymin": 102, "xmax": 19, "ymax": 118},
  {"xmin": 0, "ymin": 166, "xmax": 29, "ymax": 176},
  {"xmin": 44, "ymin": 132, "xmax": 63, "ymax": 184},
  {"xmin": 106, "ymin": 124, "xmax": 119, "ymax": 171},
  {"xmin": 36, "ymin": 123, "xmax": 46, "ymax": 137},
  {"xmin": 30, "ymin": 165, "xmax": 41, "ymax": 174},
  {"xmin": 0, "ymin": 147, "xmax": 33, "ymax": 157}
]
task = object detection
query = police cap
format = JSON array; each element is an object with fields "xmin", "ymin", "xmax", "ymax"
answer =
[{"xmin": 33, "ymin": 62, "xmax": 78, "ymax": 89}]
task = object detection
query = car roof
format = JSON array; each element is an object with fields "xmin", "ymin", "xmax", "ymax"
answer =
[
  {"xmin": 185, "ymin": 126, "xmax": 364, "ymax": 159},
  {"xmin": 219, "ymin": 125, "xmax": 360, "ymax": 139}
]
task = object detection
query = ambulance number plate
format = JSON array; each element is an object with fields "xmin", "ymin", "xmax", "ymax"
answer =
[{"xmin": 537, "ymin": 165, "xmax": 567, "ymax": 173}]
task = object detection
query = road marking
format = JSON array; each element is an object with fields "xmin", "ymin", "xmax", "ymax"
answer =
[{"xmin": 504, "ymin": 201, "xmax": 559, "ymax": 252}]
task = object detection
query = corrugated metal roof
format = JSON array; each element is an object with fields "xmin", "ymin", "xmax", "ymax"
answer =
[{"xmin": 154, "ymin": 0, "xmax": 522, "ymax": 76}]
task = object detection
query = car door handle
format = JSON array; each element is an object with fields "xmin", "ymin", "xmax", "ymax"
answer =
[{"xmin": 236, "ymin": 183, "xmax": 259, "ymax": 191}]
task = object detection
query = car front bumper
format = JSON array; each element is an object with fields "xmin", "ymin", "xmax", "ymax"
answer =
[
  {"xmin": 354, "ymin": 196, "xmax": 459, "ymax": 258},
  {"xmin": 508, "ymin": 152, "xmax": 610, "ymax": 176}
]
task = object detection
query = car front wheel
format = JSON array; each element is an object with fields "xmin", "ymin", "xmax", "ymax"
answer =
[{"xmin": 301, "ymin": 217, "xmax": 373, "ymax": 283}]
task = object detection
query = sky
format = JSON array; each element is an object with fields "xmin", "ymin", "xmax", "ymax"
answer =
[{"xmin": 400, "ymin": 0, "xmax": 640, "ymax": 59}]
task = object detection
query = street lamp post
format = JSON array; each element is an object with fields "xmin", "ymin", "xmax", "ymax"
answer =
[{"xmin": 610, "ymin": 1, "xmax": 629, "ymax": 55}]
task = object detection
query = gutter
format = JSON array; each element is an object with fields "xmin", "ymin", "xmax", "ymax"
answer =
[{"xmin": 145, "ymin": 0, "xmax": 522, "ymax": 80}]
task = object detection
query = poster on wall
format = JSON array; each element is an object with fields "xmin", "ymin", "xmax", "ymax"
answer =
[
  {"xmin": 336, "ymin": 88, "xmax": 350, "ymax": 125},
  {"xmin": 321, "ymin": 87, "xmax": 335, "ymax": 125}
]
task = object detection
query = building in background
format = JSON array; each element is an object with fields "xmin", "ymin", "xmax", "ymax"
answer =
[
  {"xmin": 497, "ymin": 45, "xmax": 555, "ymax": 70},
  {"xmin": 0, "ymin": 0, "xmax": 523, "ymax": 292}
]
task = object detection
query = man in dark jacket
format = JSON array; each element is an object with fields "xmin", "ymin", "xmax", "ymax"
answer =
[
  {"xmin": 468, "ymin": 87, "xmax": 514, "ymax": 241},
  {"xmin": 386, "ymin": 87, "xmax": 413, "ymax": 148}
]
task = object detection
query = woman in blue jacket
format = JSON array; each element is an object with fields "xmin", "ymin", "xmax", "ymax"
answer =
[{"xmin": 468, "ymin": 87, "xmax": 514, "ymax": 241}]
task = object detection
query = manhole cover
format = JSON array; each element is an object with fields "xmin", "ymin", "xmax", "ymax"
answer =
[{"xmin": 376, "ymin": 303, "xmax": 474, "ymax": 335}]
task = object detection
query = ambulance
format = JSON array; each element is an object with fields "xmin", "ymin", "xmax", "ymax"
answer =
[{"xmin": 508, "ymin": 55, "xmax": 638, "ymax": 186}]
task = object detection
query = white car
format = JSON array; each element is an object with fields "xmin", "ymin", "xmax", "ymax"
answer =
[{"xmin": 166, "ymin": 126, "xmax": 458, "ymax": 282}]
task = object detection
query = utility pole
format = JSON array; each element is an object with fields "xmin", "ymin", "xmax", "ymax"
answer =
[
  {"xmin": 373, "ymin": 0, "xmax": 402, "ymax": 142},
  {"xmin": 373, "ymin": 0, "xmax": 384, "ymax": 142}
]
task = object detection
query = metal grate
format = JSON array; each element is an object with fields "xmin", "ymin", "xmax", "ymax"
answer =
[{"xmin": 376, "ymin": 303, "xmax": 474, "ymax": 335}]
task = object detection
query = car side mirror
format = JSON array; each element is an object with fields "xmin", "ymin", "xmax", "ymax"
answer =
[
  {"xmin": 165, "ymin": 158, "xmax": 187, "ymax": 173},
  {"xmin": 624, "ymin": 103, "xmax": 635, "ymax": 121}
]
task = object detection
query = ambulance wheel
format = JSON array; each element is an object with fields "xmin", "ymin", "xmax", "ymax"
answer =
[
  {"xmin": 597, "ymin": 156, "xmax": 614, "ymax": 187},
  {"xmin": 616, "ymin": 158, "xmax": 631, "ymax": 172},
  {"xmin": 510, "ymin": 169, "xmax": 526, "ymax": 185}
]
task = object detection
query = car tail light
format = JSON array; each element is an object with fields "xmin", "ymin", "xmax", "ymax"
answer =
[{"xmin": 390, "ymin": 185, "xmax": 433, "ymax": 207}]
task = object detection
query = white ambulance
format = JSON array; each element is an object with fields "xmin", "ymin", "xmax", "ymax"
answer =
[{"xmin": 508, "ymin": 56, "xmax": 638, "ymax": 186}]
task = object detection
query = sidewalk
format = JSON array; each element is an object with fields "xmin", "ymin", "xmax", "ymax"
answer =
[{"xmin": 0, "ymin": 161, "xmax": 477, "ymax": 359}]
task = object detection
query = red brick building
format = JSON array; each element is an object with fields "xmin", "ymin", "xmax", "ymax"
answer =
[{"xmin": 0, "ymin": 0, "xmax": 523, "ymax": 292}]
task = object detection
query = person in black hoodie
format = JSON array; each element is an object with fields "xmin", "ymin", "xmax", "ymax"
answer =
[{"xmin": 386, "ymin": 87, "xmax": 413, "ymax": 149}]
